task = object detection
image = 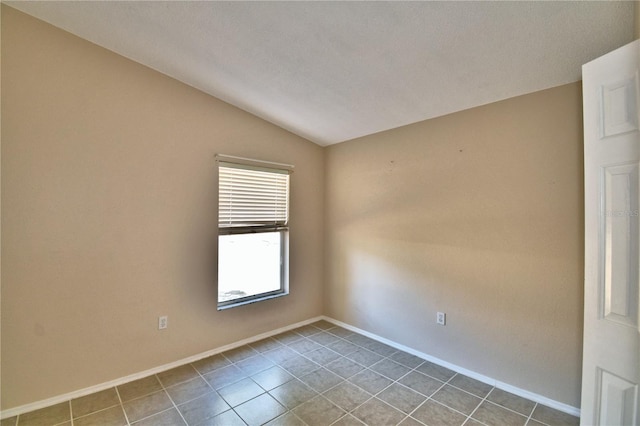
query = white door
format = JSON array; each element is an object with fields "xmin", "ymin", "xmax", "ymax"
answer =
[{"xmin": 582, "ymin": 40, "xmax": 640, "ymax": 426}]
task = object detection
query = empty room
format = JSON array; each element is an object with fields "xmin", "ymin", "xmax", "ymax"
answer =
[{"xmin": 2, "ymin": 2, "xmax": 639, "ymax": 426}]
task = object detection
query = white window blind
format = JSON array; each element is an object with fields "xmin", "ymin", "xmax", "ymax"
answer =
[{"xmin": 218, "ymin": 162, "xmax": 290, "ymax": 233}]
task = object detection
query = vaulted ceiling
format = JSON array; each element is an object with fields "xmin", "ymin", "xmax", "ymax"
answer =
[{"xmin": 5, "ymin": 1, "xmax": 635, "ymax": 146}]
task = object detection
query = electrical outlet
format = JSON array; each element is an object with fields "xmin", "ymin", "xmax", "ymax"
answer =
[
  {"xmin": 436, "ymin": 312, "xmax": 446, "ymax": 326},
  {"xmin": 158, "ymin": 315, "xmax": 168, "ymax": 330}
]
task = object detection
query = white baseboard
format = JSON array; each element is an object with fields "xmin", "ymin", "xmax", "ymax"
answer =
[
  {"xmin": 321, "ymin": 315, "xmax": 581, "ymax": 418},
  {"xmin": 0, "ymin": 316, "xmax": 323, "ymax": 420},
  {"xmin": 2, "ymin": 314, "xmax": 580, "ymax": 420}
]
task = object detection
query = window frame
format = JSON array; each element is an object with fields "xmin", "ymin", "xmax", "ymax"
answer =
[{"xmin": 216, "ymin": 155, "xmax": 292, "ymax": 310}]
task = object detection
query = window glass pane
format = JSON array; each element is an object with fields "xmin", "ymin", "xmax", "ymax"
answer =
[{"xmin": 218, "ymin": 231, "xmax": 282, "ymax": 303}]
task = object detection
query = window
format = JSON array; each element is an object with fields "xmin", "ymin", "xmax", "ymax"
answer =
[{"xmin": 217, "ymin": 155, "xmax": 292, "ymax": 309}]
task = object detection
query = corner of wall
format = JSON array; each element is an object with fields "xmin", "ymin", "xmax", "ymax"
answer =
[
  {"xmin": 320, "ymin": 143, "xmax": 330, "ymax": 316},
  {"xmin": 635, "ymin": 0, "xmax": 640, "ymax": 40}
]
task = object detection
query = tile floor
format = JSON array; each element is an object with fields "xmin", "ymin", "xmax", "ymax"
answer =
[{"xmin": 1, "ymin": 320, "xmax": 579, "ymax": 426}]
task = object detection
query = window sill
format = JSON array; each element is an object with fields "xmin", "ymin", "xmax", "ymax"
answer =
[{"xmin": 217, "ymin": 291, "xmax": 288, "ymax": 311}]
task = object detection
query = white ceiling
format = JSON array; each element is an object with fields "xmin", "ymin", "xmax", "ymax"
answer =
[{"xmin": 5, "ymin": 1, "xmax": 635, "ymax": 146}]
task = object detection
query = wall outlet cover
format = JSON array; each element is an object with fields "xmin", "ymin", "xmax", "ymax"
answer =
[{"xmin": 158, "ymin": 316, "xmax": 168, "ymax": 330}]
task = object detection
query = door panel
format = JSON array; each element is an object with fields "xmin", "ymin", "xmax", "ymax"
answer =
[
  {"xmin": 582, "ymin": 40, "xmax": 640, "ymax": 426},
  {"xmin": 597, "ymin": 369, "xmax": 638, "ymax": 426},
  {"xmin": 602, "ymin": 163, "xmax": 639, "ymax": 328}
]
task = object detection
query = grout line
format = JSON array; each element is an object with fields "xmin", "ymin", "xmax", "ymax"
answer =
[
  {"xmin": 464, "ymin": 376, "xmax": 492, "ymax": 426},
  {"xmin": 273, "ymin": 324, "xmax": 376, "ymax": 422},
  {"xmin": 146, "ymin": 374, "xmax": 189, "ymax": 426},
  {"xmin": 329, "ymin": 412, "xmax": 366, "ymax": 426},
  {"xmin": 323, "ymin": 327, "xmax": 418, "ymax": 422},
  {"xmin": 527, "ymin": 402, "xmax": 540, "ymax": 425},
  {"xmin": 113, "ymin": 386, "xmax": 131, "ymax": 426},
  {"xmin": 394, "ymin": 364, "xmax": 450, "ymax": 426},
  {"xmin": 70, "ymin": 404, "xmax": 127, "ymax": 424},
  {"xmin": 402, "ymin": 372, "xmax": 476, "ymax": 423},
  {"xmin": 68, "ymin": 400, "xmax": 74, "ymax": 426},
  {"xmin": 189, "ymin": 364, "xmax": 249, "ymax": 424},
  {"xmin": 481, "ymin": 388, "xmax": 541, "ymax": 424},
  {"xmin": 207, "ymin": 328, "xmax": 319, "ymax": 424}
]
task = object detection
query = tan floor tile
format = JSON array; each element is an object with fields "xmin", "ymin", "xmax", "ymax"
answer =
[
  {"xmin": 235, "ymin": 354, "xmax": 275, "ymax": 375},
  {"xmin": 203, "ymin": 364, "xmax": 248, "ymax": 389},
  {"xmin": 361, "ymin": 341, "xmax": 396, "ymax": 357},
  {"xmin": 432, "ymin": 385, "xmax": 482, "ymax": 415},
  {"xmin": 117, "ymin": 375, "xmax": 163, "ymax": 402},
  {"xmin": 311, "ymin": 320, "xmax": 335, "ymax": 330},
  {"xmin": 218, "ymin": 377, "xmax": 264, "ymax": 407},
  {"xmin": 264, "ymin": 346, "xmax": 300, "ymax": 364},
  {"xmin": 73, "ymin": 405, "xmax": 127, "ymax": 426},
  {"xmin": 389, "ymin": 351, "xmax": 425, "ymax": 369},
  {"xmin": 265, "ymin": 411, "xmax": 308, "ymax": 426},
  {"xmin": 249, "ymin": 337, "xmax": 284, "ymax": 353},
  {"xmin": 0, "ymin": 417, "xmax": 17, "ymax": 426},
  {"xmin": 348, "ymin": 369, "xmax": 393, "ymax": 395},
  {"xmin": 398, "ymin": 416, "xmax": 424, "ymax": 426},
  {"xmin": 18, "ymin": 402, "xmax": 70, "ymax": 426},
  {"xmin": 252, "ymin": 366, "xmax": 295, "ymax": 390},
  {"xmin": 288, "ymin": 338, "xmax": 323, "ymax": 354},
  {"xmin": 324, "ymin": 382, "xmax": 371, "ymax": 412},
  {"xmin": 308, "ymin": 332, "xmax": 341, "ymax": 346},
  {"xmin": 208, "ymin": 409, "xmax": 247, "ymax": 425},
  {"xmin": 235, "ymin": 393, "xmax": 287, "ymax": 426},
  {"xmin": 165, "ymin": 376, "xmax": 213, "ymax": 405},
  {"xmin": 344, "ymin": 334, "xmax": 376, "ymax": 347},
  {"xmin": 273, "ymin": 331, "xmax": 304, "ymax": 345},
  {"xmin": 71, "ymin": 388, "xmax": 120, "ymax": 418},
  {"xmin": 122, "ymin": 390, "xmax": 173, "ymax": 423},
  {"xmin": 449, "ymin": 374, "xmax": 493, "ymax": 398},
  {"xmin": 299, "ymin": 368, "xmax": 344, "ymax": 393},
  {"xmin": 471, "ymin": 401, "xmax": 527, "ymax": 426},
  {"xmin": 531, "ymin": 404, "xmax": 579, "ymax": 426},
  {"xmin": 177, "ymin": 392, "xmax": 230, "ymax": 425},
  {"xmin": 156, "ymin": 364, "xmax": 199, "ymax": 387},
  {"xmin": 305, "ymin": 347, "xmax": 342, "ymax": 364},
  {"xmin": 280, "ymin": 354, "xmax": 321, "ymax": 377},
  {"xmin": 293, "ymin": 395, "xmax": 345, "ymax": 426},
  {"xmin": 223, "ymin": 345, "xmax": 260, "ymax": 363},
  {"xmin": 369, "ymin": 359, "xmax": 411, "ymax": 381},
  {"xmin": 399, "ymin": 371, "xmax": 445, "ymax": 397},
  {"xmin": 487, "ymin": 388, "xmax": 536, "ymax": 417},
  {"xmin": 416, "ymin": 361, "xmax": 456, "ymax": 382},
  {"xmin": 326, "ymin": 327, "xmax": 355, "ymax": 339},
  {"xmin": 131, "ymin": 408, "xmax": 186, "ymax": 426},
  {"xmin": 377, "ymin": 383, "xmax": 427, "ymax": 414},
  {"xmin": 352, "ymin": 398, "xmax": 405, "ymax": 426},
  {"xmin": 327, "ymin": 340, "xmax": 360, "ymax": 356},
  {"xmin": 412, "ymin": 400, "xmax": 467, "ymax": 426},
  {"xmin": 191, "ymin": 354, "xmax": 230, "ymax": 374},
  {"xmin": 333, "ymin": 414, "xmax": 367, "ymax": 426},
  {"xmin": 346, "ymin": 349, "xmax": 384, "ymax": 367},
  {"xmin": 292, "ymin": 324, "xmax": 323, "ymax": 337},
  {"xmin": 326, "ymin": 357, "xmax": 365, "ymax": 379},
  {"xmin": 270, "ymin": 379, "xmax": 318, "ymax": 409}
]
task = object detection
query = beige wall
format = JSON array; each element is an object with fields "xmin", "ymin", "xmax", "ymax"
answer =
[
  {"xmin": 324, "ymin": 83, "xmax": 584, "ymax": 407},
  {"xmin": 1, "ymin": 6, "xmax": 324, "ymax": 409}
]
